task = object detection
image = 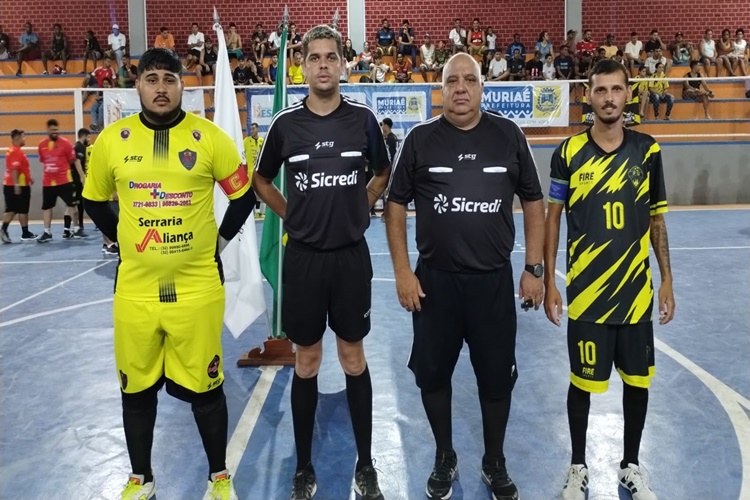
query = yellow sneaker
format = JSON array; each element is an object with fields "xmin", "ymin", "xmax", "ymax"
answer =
[
  {"xmin": 203, "ymin": 470, "xmax": 238, "ymax": 500},
  {"xmin": 121, "ymin": 474, "xmax": 155, "ymax": 500}
]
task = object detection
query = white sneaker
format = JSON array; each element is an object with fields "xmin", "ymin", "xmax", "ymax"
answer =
[
  {"xmin": 561, "ymin": 464, "xmax": 588, "ymax": 500},
  {"xmin": 121, "ymin": 474, "xmax": 155, "ymax": 499},
  {"xmin": 618, "ymin": 463, "xmax": 657, "ymax": 500},
  {"xmin": 203, "ymin": 470, "xmax": 238, "ymax": 500}
]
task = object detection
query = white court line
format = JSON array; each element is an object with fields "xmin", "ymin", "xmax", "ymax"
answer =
[
  {"xmin": 0, "ymin": 259, "xmax": 113, "ymax": 264},
  {"xmin": 0, "ymin": 261, "xmax": 113, "ymax": 314},
  {"xmin": 0, "ymin": 298, "xmax": 113, "ymax": 328},
  {"xmin": 226, "ymin": 365, "xmax": 281, "ymax": 473},
  {"xmin": 370, "ymin": 246, "xmax": 750, "ymax": 257}
]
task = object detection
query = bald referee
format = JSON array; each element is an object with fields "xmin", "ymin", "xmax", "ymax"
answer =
[
  {"xmin": 385, "ymin": 52, "xmax": 545, "ymax": 500},
  {"xmin": 253, "ymin": 25, "xmax": 390, "ymax": 500}
]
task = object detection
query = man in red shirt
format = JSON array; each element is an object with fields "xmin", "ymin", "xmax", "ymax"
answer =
[
  {"xmin": 36, "ymin": 118, "xmax": 81, "ymax": 243},
  {"xmin": 92, "ymin": 56, "xmax": 116, "ymax": 87},
  {"xmin": 576, "ymin": 29, "xmax": 597, "ymax": 76},
  {"xmin": 2, "ymin": 129, "xmax": 37, "ymax": 243}
]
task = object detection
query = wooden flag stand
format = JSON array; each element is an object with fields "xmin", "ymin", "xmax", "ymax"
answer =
[{"xmin": 237, "ymin": 337, "xmax": 295, "ymax": 366}]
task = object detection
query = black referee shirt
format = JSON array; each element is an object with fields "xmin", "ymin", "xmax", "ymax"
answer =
[
  {"xmin": 73, "ymin": 141, "xmax": 87, "ymax": 183},
  {"xmin": 387, "ymin": 112, "xmax": 542, "ymax": 273},
  {"xmin": 256, "ymin": 96, "xmax": 390, "ymax": 250}
]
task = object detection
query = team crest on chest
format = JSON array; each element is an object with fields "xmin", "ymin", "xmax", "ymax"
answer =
[
  {"xmin": 627, "ymin": 165, "xmax": 644, "ymax": 188},
  {"xmin": 178, "ymin": 149, "xmax": 197, "ymax": 170},
  {"xmin": 192, "ymin": 130, "xmax": 202, "ymax": 142}
]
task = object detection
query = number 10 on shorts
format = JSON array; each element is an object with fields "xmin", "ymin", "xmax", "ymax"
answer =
[{"xmin": 577, "ymin": 340, "xmax": 597, "ymax": 366}]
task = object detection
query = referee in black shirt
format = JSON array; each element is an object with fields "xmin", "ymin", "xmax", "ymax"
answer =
[
  {"xmin": 385, "ymin": 53, "xmax": 545, "ymax": 500},
  {"xmin": 253, "ymin": 25, "xmax": 391, "ymax": 500}
]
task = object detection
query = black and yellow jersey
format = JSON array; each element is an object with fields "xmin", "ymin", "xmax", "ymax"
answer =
[
  {"xmin": 83, "ymin": 111, "xmax": 251, "ymax": 302},
  {"xmin": 549, "ymin": 128, "xmax": 668, "ymax": 324}
]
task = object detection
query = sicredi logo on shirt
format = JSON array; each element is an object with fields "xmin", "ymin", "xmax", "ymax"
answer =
[
  {"xmin": 294, "ymin": 170, "xmax": 358, "ymax": 192},
  {"xmin": 433, "ymin": 194, "xmax": 502, "ymax": 214}
]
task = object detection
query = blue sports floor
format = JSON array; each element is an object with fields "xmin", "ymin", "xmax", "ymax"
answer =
[{"xmin": 1, "ymin": 208, "xmax": 748, "ymax": 500}]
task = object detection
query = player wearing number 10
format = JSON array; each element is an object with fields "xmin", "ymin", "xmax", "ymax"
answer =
[{"xmin": 544, "ymin": 60, "xmax": 675, "ymax": 500}]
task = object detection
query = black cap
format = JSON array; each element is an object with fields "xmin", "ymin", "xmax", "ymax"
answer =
[
  {"xmin": 10, "ymin": 129, "xmax": 24, "ymax": 138},
  {"xmin": 381, "ymin": 118, "xmax": 393, "ymax": 128}
]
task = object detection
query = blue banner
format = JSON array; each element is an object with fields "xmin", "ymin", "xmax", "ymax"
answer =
[{"xmin": 481, "ymin": 82, "xmax": 569, "ymax": 127}]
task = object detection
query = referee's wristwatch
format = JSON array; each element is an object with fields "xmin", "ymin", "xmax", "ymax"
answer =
[{"xmin": 524, "ymin": 263, "xmax": 544, "ymax": 278}]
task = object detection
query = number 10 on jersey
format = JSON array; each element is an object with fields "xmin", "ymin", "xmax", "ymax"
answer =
[{"xmin": 603, "ymin": 201, "xmax": 624, "ymax": 230}]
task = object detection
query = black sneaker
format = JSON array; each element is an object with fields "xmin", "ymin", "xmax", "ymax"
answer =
[
  {"xmin": 21, "ymin": 232, "xmax": 37, "ymax": 241},
  {"xmin": 62, "ymin": 230, "xmax": 74, "ymax": 240},
  {"xmin": 37, "ymin": 232, "xmax": 53, "ymax": 243},
  {"xmin": 73, "ymin": 228, "xmax": 89, "ymax": 238},
  {"xmin": 1, "ymin": 229, "xmax": 11, "ymax": 244},
  {"xmin": 481, "ymin": 456, "xmax": 518, "ymax": 500},
  {"xmin": 104, "ymin": 243, "xmax": 119, "ymax": 256},
  {"xmin": 426, "ymin": 449, "xmax": 458, "ymax": 499},
  {"xmin": 290, "ymin": 463, "xmax": 317, "ymax": 500},
  {"xmin": 354, "ymin": 464, "xmax": 384, "ymax": 500}
]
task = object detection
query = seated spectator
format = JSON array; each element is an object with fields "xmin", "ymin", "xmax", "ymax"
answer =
[
  {"xmin": 196, "ymin": 39, "xmax": 218, "ymax": 86},
  {"xmin": 624, "ymin": 31, "xmax": 643, "ymax": 76},
  {"xmin": 700, "ymin": 29, "xmax": 718, "ymax": 77},
  {"xmin": 83, "ymin": 30, "xmax": 103, "ymax": 74},
  {"xmin": 486, "ymin": 50, "xmax": 509, "ymax": 81},
  {"xmin": 369, "ymin": 53, "xmax": 391, "ymax": 83},
  {"xmin": 683, "ymin": 60, "xmax": 714, "ymax": 119},
  {"xmin": 480, "ymin": 50, "xmax": 493, "ymax": 79},
  {"xmin": 393, "ymin": 53, "xmax": 413, "ymax": 83},
  {"xmin": 613, "ymin": 50, "xmax": 626, "ymax": 67},
  {"xmin": 525, "ymin": 50, "xmax": 544, "ymax": 80},
  {"xmin": 554, "ymin": 45, "xmax": 575, "ymax": 79},
  {"xmin": 288, "ymin": 50, "xmax": 305, "ymax": 84},
  {"xmin": 0, "ymin": 25, "xmax": 10, "ymax": 60},
  {"xmin": 543, "ymin": 53, "xmax": 556, "ymax": 80},
  {"xmin": 730, "ymin": 28, "xmax": 748, "ymax": 76},
  {"xmin": 267, "ymin": 24, "xmax": 284, "ymax": 57},
  {"xmin": 106, "ymin": 24, "xmax": 127, "ymax": 67},
  {"xmin": 154, "ymin": 26, "xmax": 175, "ymax": 53},
  {"xmin": 266, "ymin": 53, "xmax": 279, "ymax": 84},
  {"xmin": 600, "ymin": 33, "xmax": 618, "ymax": 59},
  {"xmin": 15, "ymin": 22, "xmax": 39, "ymax": 77},
  {"xmin": 247, "ymin": 59, "xmax": 264, "ymax": 85},
  {"xmin": 92, "ymin": 55, "xmax": 116, "ymax": 87},
  {"xmin": 508, "ymin": 48, "xmax": 525, "ymax": 80},
  {"xmin": 185, "ymin": 23, "xmax": 204, "ymax": 70},
  {"xmin": 358, "ymin": 41, "xmax": 374, "ymax": 70},
  {"xmin": 42, "ymin": 23, "xmax": 69, "ymax": 74},
  {"xmin": 575, "ymin": 29, "xmax": 597, "ymax": 74},
  {"xmin": 87, "ymin": 76, "xmax": 113, "ymax": 131},
  {"xmin": 716, "ymin": 28, "xmax": 736, "ymax": 75},
  {"xmin": 668, "ymin": 31, "xmax": 693, "ymax": 65},
  {"xmin": 250, "ymin": 23, "xmax": 267, "ymax": 61},
  {"xmin": 434, "ymin": 40, "xmax": 449, "ymax": 80},
  {"xmin": 644, "ymin": 47, "xmax": 669, "ymax": 75},
  {"xmin": 233, "ymin": 56, "xmax": 252, "ymax": 86},
  {"xmin": 116, "ymin": 53, "xmax": 137, "ymax": 88},
  {"xmin": 644, "ymin": 29, "xmax": 666, "ymax": 56},
  {"xmin": 343, "ymin": 38, "xmax": 358, "ymax": 80},
  {"xmin": 448, "ymin": 18, "xmax": 467, "ymax": 54},
  {"xmin": 648, "ymin": 62, "xmax": 674, "ymax": 120},
  {"xmin": 287, "ymin": 23, "xmax": 302, "ymax": 60},
  {"xmin": 376, "ymin": 18, "xmax": 396, "ymax": 57},
  {"xmin": 467, "ymin": 18, "xmax": 485, "ymax": 56},
  {"xmin": 634, "ymin": 65, "xmax": 651, "ymax": 118},
  {"xmin": 506, "ymin": 33, "xmax": 526, "ymax": 61},
  {"xmin": 419, "ymin": 35, "xmax": 437, "ymax": 81},
  {"xmin": 398, "ymin": 20, "xmax": 417, "ymax": 63},
  {"xmin": 536, "ymin": 31, "xmax": 555, "ymax": 60},
  {"xmin": 225, "ymin": 23, "xmax": 243, "ymax": 59},
  {"xmin": 563, "ymin": 29, "xmax": 578, "ymax": 51},
  {"xmin": 485, "ymin": 27, "xmax": 497, "ymax": 55}
]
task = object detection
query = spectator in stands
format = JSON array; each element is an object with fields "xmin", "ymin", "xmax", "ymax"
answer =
[
  {"xmin": 370, "ymin": 53, "xmax": 391, "ymax": 83},
  {"xmin": 525, "ymin": 50, "xmax": 544, "ymax": 80},
  {"xmin": 268, "ymin": 24, "xmax": 284, "ymax": 57},
  {"xmin": 117, "ymin": 53, "xmax": 137, "ymax": 88},
  {"xmin": 624, "ymin": 31, "xmax": 643, "ymax": 76},
  {"xmin": 730, "ymin": 28, "xmax": 748, "ymax": 76},
  {"xmin": 92, "ymin": 55, "xmax": 116, "ymax": 87},
  {"xmin": 645, "ymin": 47, "xmax": 669, "ymax": 75},
  {"xmin": 648, "ymin": 62, "xmax": 674, "ymax": 120},
  {"xmin": 107, "ymin": 24, "xmax": 127, "ymax": 68},
  {"xmin": 154, "ymin": 27, "xmax": 175, "ymax": 53},
  {"xmin": 506, "ymin": 33, "xmax": 526, "ymax": 61},
  {"xmin": 89, "ymin": 77, "xmax": 113, "ymax": 131},
  {"xmin": 467, "ymin": 19, "xmax": 486, "ymax": 57},
  {"xmin": 287, "ymin": 23, "xmax": 302, "ymax": 60},
  {"xmin": 683, "ymin": 60, "xmax": 714, "ymax": 119},
  {"xmin": 393, "ymin": 52, "xmax": 413, "ymax": 83},
  {"xmin": 543, "ymin": 53, "xmax": 556, "ymax": 80},
  {"xmin": 343, "ymin": 38, "xmax": 358, "ymax": 81},
  {"xmin": 247, "ymin": 59, "xmax": 264, "ymax": 85},
  {"xmin": 358, "ymin": 41, "xmax": 374, "ymax": 70},
  {"xmin": 480, "ymin": 50, "xmax": 493, "ymax": 80},
  {"xmin": 41, "ymin": 23, "xmax": 69, "ymax": 75},
  {"xmin": 536, "ymin": 31, "xmax": 555, "ymax": 60},
  {"xmin": 15, "ymin": 22, "xmax": 39, "ymax": 77},
  {"xmin": 398, "ymin": 20, "xmax": 417, "ymax": 63},
  {"xmin": 376, "ymin": 18, "xmax": 396, "ymax": 57},
  {"xmin": 434, "ymin": 40, "xmax": 449, "ymax": 80},
  {"xmin": 185, "ymin": 23, "xmax": 205, "ymax": 71},
  {"xmin": 613, "ymin": 50, "xmax": 626, "ymax": 67},
  {"xmin": 266, "ymin": 53, "xmax": 279, "ymax": 84},
  {"xmin": 668, "ymin": 31, "xmax": 693, "ymax": 66},
  {"xmin": 233, "ymin": 56, "xmax": 252, "ymax": 86},
  {"xmin": 716, "ymin": 28, "xmax": 735, "ymax": 76},
  {"xmin": 487, "ymin": 50, "xmax": 509, "ymax": 81},
  {"xmin": 644, "ymin": 29, "xmax": 666, "ymax": 56},
  {"xmin": 576, "ymin": 29, "xmax": 597, "ymax": 75},
  {"xmin": 563, "ymin": 29, "xmax": 578, "ymax": 51},
  {"xmin": 635, "ymin": 65, "xmax": 651, "ymax": 119},
  {"xmin": 601, "ymin": 34, "xmax": 618, "ymax": 59},
  {"xmin": 700, "ymin": 29, "xmax": 718, "ymax": 77},
  {"xmin": 448, "ymin": 18, "xmax": 467, "ymax": 54},
  {"xmin": 509, "ymin": 48, "xmax": 525, "ymax": 80},
  {"xmin": 82, "ymin": 30, "xmax": 103, "ymax": 74},
  {"xmin": 288, "ymin": 50, "xmax": 305, "ymax": 84},
  {"xmin": 201, "ymin": 39, "xmax": 218, "ymax": 75},
  {"xmin": 419, "ymin": 35, "xmax": 437, "ymax": 81},
  {"xmin": 251, "ymin": 23, "xmax": 267, "ymax": 61},
  {"xmin": 221, "ymin": 23, "xmax": 241, "ymax": 60},
  {"xmin": 555, "ymin": 44, "xmax": 575, "ymax": 79},
  {"xmin": 0, "ymin": 26, "xmax": 10, "ymax": 60}
]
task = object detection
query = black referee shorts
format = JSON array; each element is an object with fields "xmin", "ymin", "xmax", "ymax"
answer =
[
  {"xmin": 282, "ymin": 239, "xmax": 373, "ymax": 347},
  {"xmin": 72, "ymin": 180, "xmax": 83, "ymax": 204},
  {"xmin": 42, "ymin": 184, "xmax": 78, "ymax": 210},
  {"xmin": 4, "ymin": 186, "xmax": 31, "ymax": 214},
  {"xmin": 408, "ymin": 260, "xmax": 518, "ymax": 400}
]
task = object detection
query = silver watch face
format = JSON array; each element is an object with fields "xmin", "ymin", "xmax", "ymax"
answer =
[{"xmin": 528, "ymin": 264, "xmax": 543, "ymax": 277}]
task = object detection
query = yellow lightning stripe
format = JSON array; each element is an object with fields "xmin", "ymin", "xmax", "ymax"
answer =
[
  {"xmin": 624, "ymin": 267, "xmax": 654, "ymax": 322},
  {"xmin": 597, "ymin": 304, "xmax": 619, "ymax": 323},
  {"xmin": 564, "ymin": 132, "xmax": 589, "ymax": 165},
  {"xmin": 610, "ymin": 231, "xmax": 650, "ymax": 298},
  {"xmin": 568, "ymin": 233, "xmax": 587, "ymax": 265},
  {"xmin": 642, "ymin": 142, "xmax": 661, "ymax": 164},
  {"xmin": 597, "ymin": 159, "xmax": 629, "ymax": 195},
  {"xmin": 567, "ymin": 239, "xmax": 612, "ymax": 284},
  {"xmin": 568, "ymin": 155, "xmax": 617, "ymax": 207},
  {"xmin": 635, "ymin": 172, "xmax": 650, "ymax": 201}
]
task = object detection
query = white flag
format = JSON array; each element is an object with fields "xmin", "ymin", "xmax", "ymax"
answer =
[{"xmin": 212, "ymin": 9, "xmax": 266, "ymax": 338}]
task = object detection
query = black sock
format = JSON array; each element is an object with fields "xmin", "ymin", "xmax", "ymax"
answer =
[
  {"xmin": 21, "ymin": 225, "xmax": 30, "ymax": 235},
  {"xmin": 621, "ymin": 383, "xmax": 649, "ymax": 468},
  {"xmin": 479, "ymin": 393, "xmax": 511, "ymax": 463},
  {"xmin": 567, "ymin": 383, "xmax": 591, "ymax": 466},
  {"xmin": 192, "ymin": 388, "xmax": 229, "ymax": 476},
  {"xmin": 77, "ymin": 205, "xmax": 84, "ymax": 229},
  {"xmin": 292, "ymin": 372, "xmax": 318, "ymax": 471},
  {"xmin": 63, "ymin": 215, "xmax": 71, "ymax": 230},
  {"xmin": 1, "ymin": 222, "xmax": 8, "ymax": 232},
  {"xmin": 345, "ymin": 365, "xmax": 373, "ymax": 471},
  {"xmin": 421, "ymin": 385, "xmax": 453, "ymax": 453},
  {"xmin": 122, "ymin": 390, "xmax": 158, "ymax": 483}
]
